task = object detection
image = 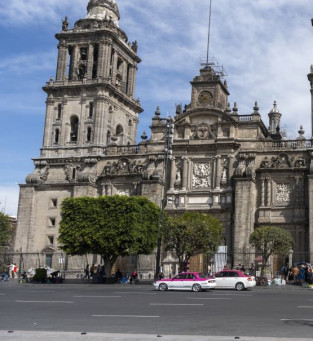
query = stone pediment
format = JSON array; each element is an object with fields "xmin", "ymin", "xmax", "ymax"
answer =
[{"xmin": 175, "ymin": 108, "xmax": 236, "ymax": 126}]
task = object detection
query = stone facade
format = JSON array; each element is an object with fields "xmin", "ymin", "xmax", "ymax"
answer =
[{"xmin": 14, "ymin": 0, "xmax": 313, "ymax": 277}]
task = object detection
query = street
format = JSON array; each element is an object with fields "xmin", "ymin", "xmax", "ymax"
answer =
[{"xmin": 0, "ymin": 283, "xmax": 313, "ymax": 340}]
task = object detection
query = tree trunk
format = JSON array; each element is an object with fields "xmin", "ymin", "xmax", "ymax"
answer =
[{"xmin": 102, "ymin": 254, "xmax": 118, "ymax": 277}]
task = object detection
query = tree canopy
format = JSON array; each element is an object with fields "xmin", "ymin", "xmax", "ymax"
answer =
[
  {"xmin": 163, "ymin": 212, "xmax": 223, "ymax": 272},
  {"xmin": 58, "ymin": 195, "xmax": 160, "ymax": 275},
  {"xmin": 0, "ymin": 211, "xmax": 13, "ymax": 247},
  {"xmin": 249, "ymin": 225, "xmax": 293, "ymax": 275}
]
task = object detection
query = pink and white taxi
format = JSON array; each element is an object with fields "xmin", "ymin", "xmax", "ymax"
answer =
[{"xmin": 153, "ymin": 272, "xmax": 216, "ymax": 292}]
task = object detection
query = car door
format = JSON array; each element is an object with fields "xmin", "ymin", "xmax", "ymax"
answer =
[
  {"xmin": 182, "ymin": 273, "xmax": 197, "ymax": 290},
  {"xmin": 226, "ymin": 271, "xmax": 240, "ymax": 288},
  {"xmin": 214, "ymin": 271, "xmax": 228, "ymax": 288},
  {"xmin": 169, "ymin": 274, "xmax": 187, "ymax": 290}
]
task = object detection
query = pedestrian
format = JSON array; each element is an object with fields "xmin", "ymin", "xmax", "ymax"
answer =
[
  {"xmin": 223, "ymin": 265, "xmax": 228, "ymax": 270},
  {"xmin": 292, "ymin": 264, "xmax": 299, "ymax": 284},
  {"xmin": 90, "ymin": 264, "xmax": 95, "ymax": 278},
  {"xmin": 9, "ymin": 264, "xmax": 15, "ymax": 278},
  {"xmin": 241, "ymin": 264, "xmax": 246, "ymax": 273},
  {"xmin": 130, "ymin": 270, "xmax": 138, "ymax": 284},
  {"xmin": 83, "ymin": 264, "xmax": 90, "ymax": 279},
  {"xmin": 158, "ymin": 272, "xmax": 164, "ymax": 280},
  {"xmin": 115, "ymin": 269, "xmax": 122, "ymax": 283},
  {"xmin": 249, "ymin": 263, "xmax": 255, "ymax": 276}
]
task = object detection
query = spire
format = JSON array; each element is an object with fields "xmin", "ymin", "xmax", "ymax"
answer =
[
  {"xmin": 268, "ymin": 101, "xmax": 282, "ymax": 135},
  {"xmin": 86, "ymin": 0, "xmax": 120, "ymax": 26}
]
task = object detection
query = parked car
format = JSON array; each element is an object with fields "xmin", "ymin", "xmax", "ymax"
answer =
[
  {"xmin": 153, "ymin": 272, "xmax": 216, "ymax": 292},
  {"xmin": 214, "ymin": 270, "xmax": 256, "ymax": 291}
]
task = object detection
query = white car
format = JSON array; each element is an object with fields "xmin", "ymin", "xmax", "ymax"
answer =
[
  {"xmin": 153, "ymin": 272, "xmax": 216, "ymax": 292},
  {"xmin": 214, "ymin": 270, "xmax": 256, "ymax": 291}
]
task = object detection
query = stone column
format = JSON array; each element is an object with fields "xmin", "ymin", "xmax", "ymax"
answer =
[
  {"xmin": 308, "ymin": 175, "xmax": 313, "ymax": 264},
  {"xmin": 93, "ymin": 96, "xmax": 106, "ymax": 145},
  {"xmin": 169, "ymin": 157, "xmax": 176, "ymax": 191},
  {"xmin": 60, "ymin": 101, "xmax": 67, "ymax": 145},
  {"xmin": 56, "ymin": 41, "xmax": 68, "ymax": 81},
  {"xmin": 260, "ymin": 177, "xmax": 265, "ymax": 207},
  {"xmin": 266, "ymin": 177, "xmax": 271, "ymax": 207},
  {"xmin": 112, "ymin": 52, "xmax": 119, "ymax": 85},
  {"xmin": 307, "ymin": 66, "xmax": 313, "ymax": 138},
  {"xmin": 103, "ymin": 43, "xmax": 112, "ymax": 79},
  {"xmin": 215, "ymin": 155, "xmax": 221, "ymax": 189},
  {"xmin": 182, "ymin": 157, "xmax": 188, "ymax": 191},
  {"xmin": 69, "ymin": 45, "xmax": 78, "ymax": 80},
  {"xmin": 97, "ymin": 43, "xmax": 105, "ymax": 79},
  {"xmin": 43, "ymin": 98, "xmax": 55, "ymax": 147},
  {"xmin": 127, "ymin": 65, "xmax": 136, "ymax": 97},
  {"xmin": 86, "ymin": 44, "xmax": 94, "ymax": 79}
]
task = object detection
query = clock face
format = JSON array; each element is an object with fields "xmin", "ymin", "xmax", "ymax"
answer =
[{"xmin": 198, "ymin": 91, "xmax": 213, "ymax": 104}]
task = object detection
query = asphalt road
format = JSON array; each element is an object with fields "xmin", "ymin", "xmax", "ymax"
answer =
[{"xmin": 0, "ymin": 283, "xmax": 312, "ymax": 339}]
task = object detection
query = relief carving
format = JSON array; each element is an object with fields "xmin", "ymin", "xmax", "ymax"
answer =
[
  {"xmin": 260, "ymin": 153, "xmax": 305, "ymax": 169},
  {"xmin": 101, "ymin": 159, "xmax": 146, "ymax": 176},
  {"xmin": 276, "ymin": 183, "xmax": 291, "ymax": 203},
  {"xmin": 192, "ymin": 162, "xmax": 212, "ymax": 188}
]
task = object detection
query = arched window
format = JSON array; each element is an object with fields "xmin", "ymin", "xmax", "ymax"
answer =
[
  {"xmin": 89, "ymin": 102, "xmax": 93, "ymax": 118},
  {"xmin": 70, "ymin": 116, "xmax": 79, "ymax": 142},
  {"xmin": 106, "ymin": 131, "xmax": 111, "ymax": 145},
  {"xmin": 116, "ymin": 124, "xmax": 123, "ymax": 135},
  {"xmin": 55, "ymin": 129, "xmax": 60, "ymax": 144},
  {"xmin": 87, "ymin": 127, "xmax": 92, "ymax": 142}
]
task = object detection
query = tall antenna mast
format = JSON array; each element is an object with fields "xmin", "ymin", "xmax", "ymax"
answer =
[{"xmin": 206, "ymin": 0, "xmax": 213, "ymax": 65}]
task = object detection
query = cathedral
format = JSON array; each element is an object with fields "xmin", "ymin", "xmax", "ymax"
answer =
[{"xmin": 14, "ymin": 0, "xmax": 313, "ymax": 277}]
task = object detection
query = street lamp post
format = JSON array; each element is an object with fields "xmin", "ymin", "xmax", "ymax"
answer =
[{"xmin": 155, "ymin": 117, "xmax": 174, "ymax": 280}]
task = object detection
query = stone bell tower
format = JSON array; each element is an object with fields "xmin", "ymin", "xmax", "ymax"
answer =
[{"xmin": 41, "ymin": 0, "xmax": 142, "ymax": 159}]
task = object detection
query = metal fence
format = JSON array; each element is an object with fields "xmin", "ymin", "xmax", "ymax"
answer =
[{"xmin": 1, "ymin": 251, "xmax": 311, "ymax": 279}]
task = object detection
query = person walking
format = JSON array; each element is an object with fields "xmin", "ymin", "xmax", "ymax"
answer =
[
  {"xmin": 83, "ymin": 264, "xmax": 90, "ymax": 279},
  {"xmin": 90, "ymin": 264, "xmax": 95, "ymax": 278}
]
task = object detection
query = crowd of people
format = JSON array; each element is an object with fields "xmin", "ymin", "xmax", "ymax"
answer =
[
  {"xmin": 281, "ymin": 263, "xmax": 313, "ymax": 285},
  {"xmin": 83, "ymin": 264, "xmax": 139, "ymax": 284}
]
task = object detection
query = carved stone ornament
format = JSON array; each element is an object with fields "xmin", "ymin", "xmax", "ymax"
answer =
[
  {"xmin": 193, "ymin": 123, "xmax": 216, "ymax": 140},
  {"xmin": 260, "ymin": 153, "xmax": 294, "ymax": 169},
  {"xmin": 276, "ymin": 183, "xmax": 291, "ymax": 203},
  {"xmin": 192, "ymin": 162, "xmax": 212, "ymax": 188},
  {"xmin": 174, "ymin": 168, "xmax": 182, "ymax": 188},
  {"xmin": 101, "ymin": 159, "xmax": 146, "ymax": 176},
  {"xmin": 220, "ymin": 167, "xmax": 228, "ymax": 185},
  {"xmin": 26, "ymin": 164, "xmax": 50, "ymax": 185}
]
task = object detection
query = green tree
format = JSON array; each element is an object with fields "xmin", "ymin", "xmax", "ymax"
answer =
[
  {"xmin": 164, "ymin": 212, "xmax": 223, "ymax": 273},
  {"xmin": 249, "ymin": 225, "xmax": 293, "ymax": 276},
  {"xmin": 58, "ymin": 195, "xmax": 160, "ymax": 275},
  {"xmin": 0, "ymin": 211, "xmax": 13, "ymax": 247}
]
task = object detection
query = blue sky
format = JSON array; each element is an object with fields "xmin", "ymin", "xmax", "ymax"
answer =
[{"xmin": 1, "ymin": 0, "xmax": 313, "ymax": 216}]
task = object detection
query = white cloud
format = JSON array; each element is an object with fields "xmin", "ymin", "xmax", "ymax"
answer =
[
  {"xmin": 0, "ymin": 51, "xmax": 56, "ymax": 75},
  {"xmin": 0, "ymin": 186, "xmax": 19, "ymax": 217}
]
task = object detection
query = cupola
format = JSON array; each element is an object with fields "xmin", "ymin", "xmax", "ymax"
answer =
[{"xmin": 86, "ymin": 0, "xmax": 120, "ymax": 26}]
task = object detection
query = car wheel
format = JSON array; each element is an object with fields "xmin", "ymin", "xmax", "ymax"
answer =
[
  {"xmin": 192, "ymin": 284, "xmax": 201, "ymax": 292},
  {"xmin": 159, "ymin": 283, "xmax": 168, "ymax": 291},
  {"xmin": 235, "ymin": 282, "xmax": 245, "ymax": 291}
]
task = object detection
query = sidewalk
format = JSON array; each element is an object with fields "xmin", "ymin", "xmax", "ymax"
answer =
[{"xmin": 0, "ymin": 330, "xmax": 310, "ymax": 341}]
